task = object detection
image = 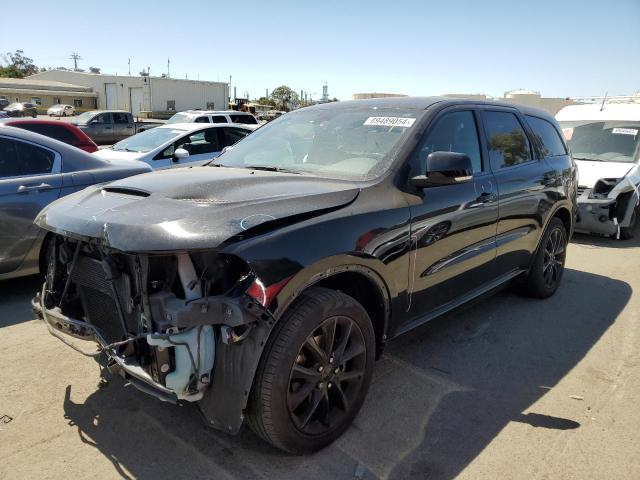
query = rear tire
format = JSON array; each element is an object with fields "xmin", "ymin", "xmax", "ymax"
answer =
[
  {"xmin": 524, "ymin": 217, "xmax": 567, "ymax": 299},
  {"xmin": 247, "ymin": 287, "xmax": 375, "ymax": 454},
  {"xmin": 620, "ymin": 210, "xmax": 637, "ymax": 240}
]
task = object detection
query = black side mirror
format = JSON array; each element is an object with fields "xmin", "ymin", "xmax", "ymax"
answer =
[{"xmin": 411, "ymin": 151, "xmax": 473, "ymax": 188}]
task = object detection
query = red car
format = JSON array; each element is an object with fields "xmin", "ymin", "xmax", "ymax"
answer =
[{"xmin": 3, "ymin": 119, "xmax": 98, "ymax": 153}]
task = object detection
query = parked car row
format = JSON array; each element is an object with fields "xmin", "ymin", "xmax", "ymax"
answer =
[{"xmin": 70, "ymin": 110, "xmax": 164, "ymax": 144}]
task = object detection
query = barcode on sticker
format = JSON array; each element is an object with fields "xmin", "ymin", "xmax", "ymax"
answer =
[
  {"xmin": 612, "ymin": 128, "xmax": 638, "ymax": 136},
  {"xmin": 364, "ymin": 117, "xmax": 416, "ymax": 128}
]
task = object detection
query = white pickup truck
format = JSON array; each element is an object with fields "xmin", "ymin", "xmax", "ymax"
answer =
[{"xmin": 556, "ymin": 103, "xmax": 640, "ymax": 239}]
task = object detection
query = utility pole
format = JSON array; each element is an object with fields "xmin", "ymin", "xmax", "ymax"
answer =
[
  {"xmin": 229, "ymin": 75, "xmax": 232, "ymax": 104},
  {"xmin": 167, "ymin": 58, "xmax": 170, "ymax": 78},
  {"xmin": 70, "ymin": 52, "xmax": 82, "ymax": 71},
  {"xmin": 127, "ymin": 58, "xmax": 131, "ymax": 76}
]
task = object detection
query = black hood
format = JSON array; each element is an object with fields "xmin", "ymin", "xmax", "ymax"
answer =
[{"xmin": 35, "ymin": 167, "xmax": 359, "ymax": 252}]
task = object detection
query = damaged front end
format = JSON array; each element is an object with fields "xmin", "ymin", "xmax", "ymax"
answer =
[
  {"xmin": 575, "ymin": 177, "xmax": 639, "ymax": 237},
  {"xmin": 33, "ymin": 236, "xmax": 275, "ymax": 432}
]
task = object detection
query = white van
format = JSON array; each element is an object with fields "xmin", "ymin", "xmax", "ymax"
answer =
[
  {"xmin": 556, "ymin": 103, "xmax": 640, "ymax": 239},
  {"xmin": 166, "ymin": 110, "xmax": 258, "ymax": 125}
]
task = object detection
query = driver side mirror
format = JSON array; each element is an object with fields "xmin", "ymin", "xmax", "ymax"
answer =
[
  {"xmin": 173, "ymin": 148, "xmax": 189, "ymax": 162},
  {"xmin": 411, "ymin": 151, "xmax": 473, "ymax": 188}
]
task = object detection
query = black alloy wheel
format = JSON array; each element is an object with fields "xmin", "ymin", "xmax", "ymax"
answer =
[
  {"xmin": 525, "ymin": 217, "xmax": 568, "ymax": 298},
  {"xmin": 287, "ymin": 315, "xmax": 366, "ymax": 435},
  {"xmin": 247, "ymin": 287, "xmax": 375, "ymax": 454},
  {"xmin": 542, "ymin": 226, "xmax": 566, "ymax": 289}
]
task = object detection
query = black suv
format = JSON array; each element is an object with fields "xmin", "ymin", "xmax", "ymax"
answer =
[
  {"xmin": 4, "ymin": 102, "xmax": 38, "ymax": 117},
  {"xmin": 34, "ymin": 97, "xmax": 576, "ymax": 454}
]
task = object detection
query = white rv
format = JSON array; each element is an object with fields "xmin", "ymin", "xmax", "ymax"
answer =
[{"xmin": 556, "ymin": 102, "xmax": 640, "ymax": 239}]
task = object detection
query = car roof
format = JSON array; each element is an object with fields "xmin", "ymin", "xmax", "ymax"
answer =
[
  {"xmin": 556, "ymin": 103, "xmax": 640, "ymax": 122},
  {"xmin": 156, "ymin": 122, "xmax": 255, "ymax": 132},
  {"xmin": 2, "ymin": 118, "xmax": 80, "ymax": 128},
  {"xmin": 0, "ymin": 125, "xmax": 107, "ymax": 171},
  {"xmin": 306, "ymin": 96, "xmax": 557, "ymax": 121},
  {"xmin": 179, "ymin": 110, "xmax": 253, "ymax": 116}
]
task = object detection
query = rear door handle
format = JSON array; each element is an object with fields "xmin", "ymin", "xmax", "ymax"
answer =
[{"xmin": 17, "ymin": 182, "xmax": 52, "ymax": 193}]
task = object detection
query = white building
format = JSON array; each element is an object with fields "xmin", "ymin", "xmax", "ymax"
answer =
[{"xmin": 29, "ymin": 70, "xmax": 229, "ymax": 117}]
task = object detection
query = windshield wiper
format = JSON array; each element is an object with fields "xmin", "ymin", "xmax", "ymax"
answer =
[{"xmin": 243, "ymin": 165, "xmax": 303, "ymax": 174}]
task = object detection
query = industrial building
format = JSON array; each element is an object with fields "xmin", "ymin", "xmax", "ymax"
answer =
[
  {"xmin": 445, "ymin": 89, "xmax": 578, "ymax": 114},
  {"xmin": 352, "ymin": 92, "xmax": 408, "ymax": 100},
  {"xmin": 28, "ymin": 70, "xmax": 229, "ymax": 118},
  {"xmin": 0, "ymin": 77, "xmax": 97, "ymax": 111}
]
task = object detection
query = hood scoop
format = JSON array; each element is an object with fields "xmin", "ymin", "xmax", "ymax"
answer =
[{"xmin": 102, "ymin": 186, "xmax": 151, "ymax": 197}]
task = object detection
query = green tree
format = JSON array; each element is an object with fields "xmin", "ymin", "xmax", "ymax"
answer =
[
  {"xmin": 256, "ymin": 96, "xmax": 276, "ymax": 107},
  {"xmin": 270, "ymin": 85, "xmax": 299, "ymax": 111},
  {"xmin": 0, "ymin": 50, "xmax": 39, "ymax": 78}
]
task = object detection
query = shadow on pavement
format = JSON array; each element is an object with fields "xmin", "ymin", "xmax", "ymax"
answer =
[
  {"xmin": 571, "ymin": 226, "xmax": 640, "ymax": 249},
  {"xmin": 60, "ymin": 268, "xmax": 630, "ymax": 480},
  {"xmin": 0, "ymin": 275, "xmax": 41, "ymax": 328}
]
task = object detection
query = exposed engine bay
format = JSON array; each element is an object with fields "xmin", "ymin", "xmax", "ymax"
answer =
[{"xmin": 33, "ymin": 235, "xmax": 274, "ymax": 430}]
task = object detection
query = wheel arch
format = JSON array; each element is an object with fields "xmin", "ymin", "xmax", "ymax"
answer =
[{"xmin": 273, "ymin": 263, "xmax": 392, "ymax": 359}]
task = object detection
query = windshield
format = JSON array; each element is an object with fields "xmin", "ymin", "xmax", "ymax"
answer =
[
  {"xmin": 559, "ymin": 120, "xmax": 640, "ymax": 163},
  {"xmin": 166, "ymin": 113, "xmax": 192, "ymax": 124},
  {"xmin": 112, "ymin": 127, "xmax": 185, "ymax": 152},
  {"xmin": 74, "ymin": 111, "xmax": 98, "ymax": 124},
  {"xmin": 50, "ymin": 104, "xmax": 64, "ymax": 109},
  {"xmin": 213, "ymin": 107, "xmax": 420, "ymax": 181}
]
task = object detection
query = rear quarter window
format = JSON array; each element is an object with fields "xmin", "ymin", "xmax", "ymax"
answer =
[
  {"xmin": 525, "ymin": 115, "xmax": 567, "ymax": 157},
  {"xmin": 230, "ymin": 114, "xmax": 258, "ymax": 125}
]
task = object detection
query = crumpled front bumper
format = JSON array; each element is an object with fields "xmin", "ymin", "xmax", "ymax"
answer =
[
  {"xmin": 33, "ymin": 285, "xmax": 184, "ymax": 404},
  {"xmin": 574, "ymin": 195, "xmax": 618, "ymax": 236}
]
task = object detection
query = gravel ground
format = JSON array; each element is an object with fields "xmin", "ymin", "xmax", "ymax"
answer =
[{"xmin": 1, "ymin": 232, "xmax": 639, "ymax": 480}]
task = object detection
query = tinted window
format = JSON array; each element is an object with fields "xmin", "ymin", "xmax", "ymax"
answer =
[
  {"xmin": 211, "ymin": 116, "xmax": 227, "ymax": 124},
  {"xmin": 0, "ymin": 139, "xmax": 55, "ymax": 177},
  {"xmin": 230, "ymin": 114, "xmax": 258, "ymax": 125},
  {"xmin": 416, "ymin": 111, "xmax": 482, "ymax": 173},
  {"xmin": 113, "ymin": 112, "xmax": 129, "ymax": 124},
  {"xmin": 16, "ymin": 124, "xmax": 76, "ymax": 144},
  {"xmin": 0, "ymin": 138, "xmax": 20, "ymax": 177},
  {"xmin": 526, "ymin": 115, "xmax": 566, "ymax": 157},
  {"xmin": 194, "ymin": 116, "xmax": 210, "ymax": 123},
  {"xmin": 16, "ymin": 141, "xmax": 55, "ymax": 175},
  {"xmin": 176, "ymin": 129, "xmax": 220, "ymax": 155},
  {"xmin": 221, "ymin": 128, "xmax": 249, "ymax": 148},
  {"xmin": 94, "ymin": 113, "xmax": 111, "ymax": 124},
  {"xmin": 484, "ymin": 111, "xmax": 532, "ymax": 168}
]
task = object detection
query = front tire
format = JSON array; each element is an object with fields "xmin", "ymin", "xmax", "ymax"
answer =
[
  {"xmin": 524, "ymin": 217, "xmax": 567, "ymax": 298},
  {"xmin": 247, "ymin": 287, "xmax": 375, "ymax": 454}
]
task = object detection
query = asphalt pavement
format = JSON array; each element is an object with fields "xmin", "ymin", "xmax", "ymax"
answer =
[{"xmin": 1, "ymin": 232, "xmax": 639, "ymax": 480}]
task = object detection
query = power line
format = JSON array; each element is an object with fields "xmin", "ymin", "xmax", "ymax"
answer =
[{"xmin": 70, "ymin": 52, "xmax": 82, "ymax": 71}]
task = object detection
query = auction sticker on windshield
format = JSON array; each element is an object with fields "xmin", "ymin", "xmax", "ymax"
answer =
[
  {"xmin": 364, "ymin": 117, "xmax": 416, "ymax": 127},
  {"xmin": 612, "ymin": 128, "xmax": 638, "ymax": 136}
]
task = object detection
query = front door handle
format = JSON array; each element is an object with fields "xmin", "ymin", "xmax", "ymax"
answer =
[
  {"xmin": 469, "ymin": 192, "xmax": 495, "ymax": 208},
  {"xmin": 17, "ymin": 182, "xmax": 52, "ymax": 193}
]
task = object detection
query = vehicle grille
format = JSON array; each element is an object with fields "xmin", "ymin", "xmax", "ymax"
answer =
[{"xmin": 71, "ymin": 255, "xmax": 135, "ymax": 344}]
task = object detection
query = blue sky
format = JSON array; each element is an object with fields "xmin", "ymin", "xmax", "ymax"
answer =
[{"xmin": 2, "ymin": 0, "xmax": 638, "ymax": 100}]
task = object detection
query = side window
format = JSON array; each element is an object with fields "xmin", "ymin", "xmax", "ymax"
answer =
[
  {"xmin": 230, "ymin": 114, "xmax": 258, "ymax": 125},
  {"xmin": 194, "ymin": 116, "xmax": 210, "ymax": 123},
  {"xmin": 416, "ymin": 110, "xmax": 482, "ymax": 173},
  {"xmin": 221, "ymin": 128, "xmax": 250, "ymax": 148},
  {"xmin": 484, "ymin": 111, "xmax": 532, "ymax": 168},
  {"xmin": 15, "ymin": 140, "xmax": 55, "ymax": 175},
  {"xmin": 113, "ymin": 113, "xmax": 129, "ymax": 124},
  {"xmin": 0, "ymin": 138, "xmax": 20, "ymax": 177},
  {"xmin": 211, "ymin": 116, "xmax": 227, "ymax": 124},
  {"xmin": 94, "ymin": 113, "xmax": 111, "ymax": 124},
  {"xmin": 175, "ymin": 129, "xmax": 220, "ymax": 155},
  {"xmin": 525, "ymin": 115, "xmax": 567, "ymax": 157}
]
